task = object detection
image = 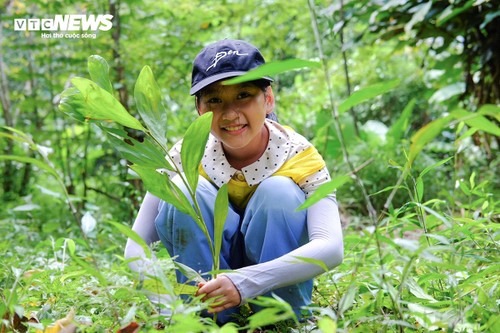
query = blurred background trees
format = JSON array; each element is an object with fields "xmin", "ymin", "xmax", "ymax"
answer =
[{"xmin": 1, "ymin": 0, "xmax": 498, "ymax": 223}]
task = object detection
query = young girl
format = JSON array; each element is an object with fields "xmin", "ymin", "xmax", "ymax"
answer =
[{"xmin": 124, "ymin": 39, "xmax": 344, "ymax": 324}]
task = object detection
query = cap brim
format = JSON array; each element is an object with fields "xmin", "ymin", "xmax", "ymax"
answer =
[{"xmin": 190, "ymin": 71, "xmax": 273, "ymax": 95}]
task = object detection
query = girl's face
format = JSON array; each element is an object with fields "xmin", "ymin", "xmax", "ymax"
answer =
[{"xmin": 197, "ymin": 82, "xmax": 275, "ymax": 166}]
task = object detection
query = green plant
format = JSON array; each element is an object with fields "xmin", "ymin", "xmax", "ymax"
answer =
[{"xmin": 57, "ymin": 55, "xmax": 325, "ymax": 330}]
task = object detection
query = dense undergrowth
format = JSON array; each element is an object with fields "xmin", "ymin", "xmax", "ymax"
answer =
[{"xmin": 1, "ymin": 149, "xmax": 499, "ymax": 332}]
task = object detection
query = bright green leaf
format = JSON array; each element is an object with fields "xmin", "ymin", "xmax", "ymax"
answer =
[
  {"xmin": 134, "ymin": 66, "xmax": 168, "ymax": 150},
  {"xmin": 65, "ymin": 238, "xmax": 76, "ymax": 256},
  {"xmin": 408, "ymin": 115, "xmax": 452, "ymax": 164},
  {"xmin": 0, "ymin": 155, "xmax": 59, "ymax": 179},
  {"xmin": 296, "ymin": 174, "xmax": 351, "ymax": 211},
  {"xmin": 415, "ymin": 176, "xmax": 424, "ymax": 202},
  {"xmin": 181, "ymin": 112, "xmax": 213, "ymax": 191},
  {"xmin": 58, "ymin": 87, "xmax": 87, "ymax": 122},
  {"xmin": 130, "ymin": 165, "xmax": 197, "ymax": 221},
  {"xmin": 213, "ymin": 184, "xmax": 229, "ymax": 273},
  {"xmin": 451, "ymin": 108, "xmax": 500, "ymax": 136},
  {"xmin": 174, "ymin": 261, "xmax": 205, "ymax": 284},
  {"xmin": 478, "ymin": 104, "xmax": 500, "ymax": 122},
  {"xmin": 387, "ymin": 98, "xmax": 415, "ymax": 143},
  {"xmin": 292, "ymin": 256, "xmax": 329, "ymax": 273},
  {"xmin": 105, "ymin": 127, "xmax": 172, "ymax": 170},
  {"xmin": 415, "ymin": 202, "xmax": 452, "ymax": 228},
  {"xmin": 106, "ymin": 221, "xmax": 151, "ymax": 259},
  {"xmin": 317, "ymin": 317, "xmax": 337, "ymax": 333},
  {"xmin": 405, "ymin": 278, "xmax": 437, "ymax": 301},
  {"xmin": 66, "ymin": 77, "xmax": 146, "ymax": 131},
  {"xmin": 87, "ymin": 55, "xmax": 113, "ymax": 94},
  {"xmin": 338, "ymin": 79, "xmax": 400, "ymax": 114},
  {"xmin": 419, "ymin": 156, "xmax": 453, "ymax": 178},
  {"xmin": 338, "ymin": 284, "xmax": 357, "ymax": 314},
  {"xmin": 224, "ymin": 59, "xmax": 320, "ymax": 85}
]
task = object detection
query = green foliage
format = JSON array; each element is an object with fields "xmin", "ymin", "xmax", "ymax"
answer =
[{"xmin": 1, "ymin": 0, "xmax": 499, "ymax": 332}]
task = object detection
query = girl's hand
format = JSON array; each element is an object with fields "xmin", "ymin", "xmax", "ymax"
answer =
[{"xmin": 196, "ymin": 275, "xmax": 241, "ymax": 313}]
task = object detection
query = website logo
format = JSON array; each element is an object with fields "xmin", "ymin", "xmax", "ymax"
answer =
[{"xmin": 14, "ymin": 14, "xmax": 113, "ymax": 32}]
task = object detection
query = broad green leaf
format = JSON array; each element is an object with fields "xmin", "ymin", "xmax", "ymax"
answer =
[
  {"xmin": 174, "ymin": 261, "xmax": 205, "ymax": 283},
  {"xmin": 386, "ymin": 98, "xmax": 415, "ymax": 143},
  {"xmin": 181, "ymin": 112, "xmax": 212, "ymax": 191},
  {"xmin": 130, "ymin": 165, "xmax": 197, "ymax": 221},
  {"xmin": 219, "ymin": 323, "xmax": 239, "ymax": 333},
  {"xmin": 134, "ymin": 66, "xmax": 168, "ymax": 150},
  {"xmin": 131, "ymin": 165, "xmax": 212, "ymax": 255},
  {"xmin": 408, "ymin": 115, "xmax": 452, "ymax": 164},
  {"xmin": 415, "ymin": 176, "xmax": 424, "ymax": 202},
  {"xmin": 317, "ymin": 317, "xmax": 337, "ymax": 333},
  {"xmin": 338, "ymin": 79, "xmax": 399, "ymax": 114},
  {"xmin": 87, "ymin": 55, "xmax": 113, "ymax": 94},
  {"xmin": 105, "ymin": 127, "xmax": 173, "ymax": 170},
  {"xmin": 0, "ymin": 155, "xmax": 59, "ymax": 179},
  {"xmin": 478, "ymin": 104, "xmax": 500, "ymax": 122},
  {"xmin": 106, "ymin": 221, "xmax": 151, "ymax": 259},
  {"xmin": 213, "ymin": 183, "xmax": 229, "ymax": 272},
  {"xmin": 469, "ymin": 172, "xmax": 476, "ymax": 190},
  {"xmin": 404, "ymin": 277, "xmax": 436, "ymax": 302},
  {"xmin": 451, "ymin": 108, "xmax": 500, "ymax": 136},
  {"xmin": 65, "ymin": 238, "xmax": 76, "ymax": 256},
  {"xmin": 58, "ymin": 87, "xmax": 87, "ymax": 122},
  {"xmin": 66, "ymin": 77, "xmax": 146, "ymax": 131},
  {"xmin": 296, "ymin": 174, "xmax": 351, "ymax": 211},
  {"xmin": 248, "ymin": 296, "xmax": 295, "ymax": 328},
  {"xmin": 338, "ymin": 284, "xmax": 357, "ymax": 314},
  {"xmin": 224, "ymin": 59, "xmax": 320, "ymax": 85},
  {"xmin": 292, "ymin": 256, "xmax": 329, "ymax": 273}
]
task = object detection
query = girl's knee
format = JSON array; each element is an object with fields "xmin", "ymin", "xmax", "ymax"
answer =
[{"xmin": 253, "ymin": 176, "xmax": 305, "ymax": 206}]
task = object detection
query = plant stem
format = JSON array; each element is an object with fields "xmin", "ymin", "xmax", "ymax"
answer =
[{"xmin": 308, "ymin": 0, "xmax": 377, "ymax": 222}]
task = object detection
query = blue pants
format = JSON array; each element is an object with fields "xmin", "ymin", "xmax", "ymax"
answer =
[{"xmin": 154, "ymin": 176, "xmax": 312, "ymax": 323}]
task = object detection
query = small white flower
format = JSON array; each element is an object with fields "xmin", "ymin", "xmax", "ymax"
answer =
[{"xmin": 81, "ymin": 212, "xmax": 97, "ymax": 235}]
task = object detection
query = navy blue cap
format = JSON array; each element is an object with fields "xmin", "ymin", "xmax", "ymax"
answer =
[{"xmin": 190, "ymin": 39, "xmax": 273, "ymax": 95}]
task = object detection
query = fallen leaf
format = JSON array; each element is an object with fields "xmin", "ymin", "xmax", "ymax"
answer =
[
  {"xmin": 35, "ymin": 308, "xmax": 75, "ymax": 333},
  {"xmin": 1, "ymin": 312, "xmax": 29, "ymax": 333},
  {"xmin": 117, "ymin": 322, "xmax": 140, "ymax": 333}
]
